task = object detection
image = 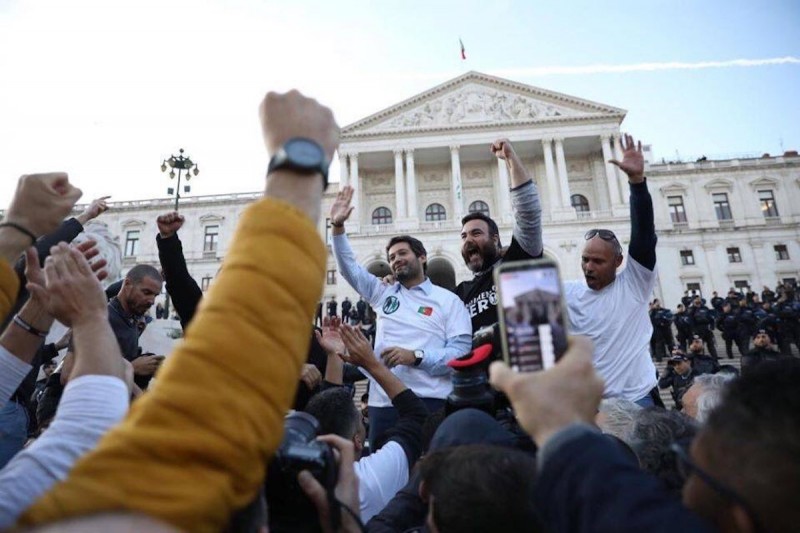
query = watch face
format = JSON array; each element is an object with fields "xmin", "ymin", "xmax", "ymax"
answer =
[{"xmin": 286, "ymin": 138, "xmax": 325, "ymax": 167}]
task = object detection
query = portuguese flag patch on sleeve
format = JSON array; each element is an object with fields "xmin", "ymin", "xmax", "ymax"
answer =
[{"xmin": 418, "ymin": 306, "xmax": 433, "ymax": 316}]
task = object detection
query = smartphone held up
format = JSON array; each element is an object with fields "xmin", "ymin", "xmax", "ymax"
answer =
[{"xmin": 495, "ymin": 259, "xmax": 569, "ymax": 373}]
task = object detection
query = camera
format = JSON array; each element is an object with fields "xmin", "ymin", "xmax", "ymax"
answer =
[{"xmin": 265, "ymin": 411, "xmax": 338, "ymax": 533}]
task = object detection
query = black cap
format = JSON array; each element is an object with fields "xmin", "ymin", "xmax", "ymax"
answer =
[{"xmin": 669, "ymin": 354, "xmax": 688, "ymax": 363}]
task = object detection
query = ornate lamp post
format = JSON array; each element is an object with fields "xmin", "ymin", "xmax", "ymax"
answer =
[
  {"xmin": 159, "ymin": 148, "xmax": 200, "ymax": 319},
  {"xmin": 161, "ymin": 148, "xmax": 200, "ymax": 210}
]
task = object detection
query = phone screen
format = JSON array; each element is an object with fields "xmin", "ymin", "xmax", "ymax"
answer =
[{"xmin": 497, "ymin": 262, "xmax": 568, "ymax": 372}]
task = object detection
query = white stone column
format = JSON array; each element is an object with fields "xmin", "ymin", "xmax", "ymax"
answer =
[
  {"xmin": 495, "ymin": 158, "xmax": 512, "ymax": 221},
  {"xmin": 349, "ymin": 153, "xmax": 359, "ymax": 225},
  {"xmin": 613, "ymin": 135, "xmax": 629, "ymax": 205},
  {"xmin": 393, "ymin": 149, "xmax": 406, "ymax": 219},
  {"xmin": 601, "ymin": 134, "xmax": 622, "ymax": 209},
  {"xmin": 450, "ymin": 145, "xmax": 463, "ymax": 219},
  {"xmin": 542, "ymin": 138, "xmax": 560, "ymax": 211},
  {"xmin": 405, "ymin": 149, "xmax": 418, "ymax": 222},
  {"xmin": 553, "ymin": 137, "xmax": 571, "ymax": 209},
  {"xmin": 338, "ymin": 152, "xmax": 349, "ymax": 188}
]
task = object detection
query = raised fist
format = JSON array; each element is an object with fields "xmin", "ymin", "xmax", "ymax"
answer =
[
  {"xmin": 5, "ymin": 173, "xmax": 82, "ymax": 237},
  {"xmin": 490, "ymin": 138, "xmax": 517, "ymax": 162},
  {"xmin": 77, "ymin": 196, "xmax": 111, "ymax": 224},
  {"xmin": 259, "ymin": 90, "xmax": 340, "ymax": 163},
  {"xmin": 157, "ymin": 212, "xmax": 186, "ymax": 239}
]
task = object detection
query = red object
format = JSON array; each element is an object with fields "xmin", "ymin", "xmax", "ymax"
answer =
[
  {"xmin": 459, "ymin": 38, "xmax": 466, "ymax": 60},
  {"xmin": 448, "ymin": 343, "xmax": 493, "ymax": 369},
  {"xmin": 418, "ymin": 306, "xmax": 433, "ymax": 316}
]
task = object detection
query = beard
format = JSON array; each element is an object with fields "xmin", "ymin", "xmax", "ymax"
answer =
[
  {"xmin": 394, "ymin": 261, "xmax": 419, "ymax": 283},
  {"xmin": 462, "ymin": 241, "xmax": 500, "ymax": 273}
]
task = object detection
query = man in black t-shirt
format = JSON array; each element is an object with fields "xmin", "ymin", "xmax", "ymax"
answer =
[{"xmin": 455, "ymin": 139, "xmax": 543, "ymax": 333}]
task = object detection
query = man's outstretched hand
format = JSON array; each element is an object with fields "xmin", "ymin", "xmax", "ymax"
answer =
[
  {"xmin": 609, "ymin": 133, "xmax": 645, "ymax": 184},
  {"xmin": 330, "ymin": 186, "xmax": 355, "ymax": 227}
]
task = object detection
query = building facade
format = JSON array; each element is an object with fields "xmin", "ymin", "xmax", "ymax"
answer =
[{"xmin": 66, "ymin": 72, "xmax": 800, "ymax": 309}]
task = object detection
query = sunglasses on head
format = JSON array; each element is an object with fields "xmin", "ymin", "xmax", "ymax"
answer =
[{"xmin": 584, "ymin": 229, "xmax": 619, "ymax": 242}]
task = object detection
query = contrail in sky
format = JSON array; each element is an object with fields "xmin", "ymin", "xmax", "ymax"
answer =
[
  {"xmin": 492, "ymin": 56, "xmax": 800, "ymax": 77},
  {"xmin": 400, "ymin": 56, "xmax": 800, "ymax": 81}
]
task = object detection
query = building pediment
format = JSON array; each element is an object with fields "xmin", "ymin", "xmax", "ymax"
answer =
[
  {"xmin": 748, "ymin": 176, "xmax": 779, "ymax": 190},
  {"xmin": 342, "ymin": 71, "xmax": 626, "ymax": 138},
  {"xmin": 703, "ymin": 178, "xmax": 734, "ymax": 192},
  {"xmin": 121, "ymin": 218, "xmax": 147, "ymax": 227},
  {"xmin": 659, "ymin": 182, "xmax": 689, "ymax": 197}
]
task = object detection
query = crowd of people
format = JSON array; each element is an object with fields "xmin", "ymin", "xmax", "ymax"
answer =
[{"xmin": 0, "ymin": 89, "xmax": 797, "ymax": 533}]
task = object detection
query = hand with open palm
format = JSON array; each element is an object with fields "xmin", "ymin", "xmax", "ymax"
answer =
[
  {"xmin": 609, "ymin": 133, "xmax": 645, "ymax": 184},
  {"xmin": 330, "ymin": 186, "xmax": 355, "ymax": 227}
]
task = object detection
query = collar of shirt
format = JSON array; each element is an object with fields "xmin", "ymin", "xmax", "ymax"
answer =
[
  {"xmin": 393, "ymin": 277, "xmax": 434, "ymax": 295},
  {"xmin": 109, "ymin": 297, "xmax": 139, "ymax": 325}
]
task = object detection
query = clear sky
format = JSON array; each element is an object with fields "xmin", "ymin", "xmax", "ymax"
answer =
[{"xmin": 1, "ymin": 0, "xmax": 797, "ymax": 204}]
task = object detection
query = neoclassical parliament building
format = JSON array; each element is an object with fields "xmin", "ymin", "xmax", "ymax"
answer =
[{"xmin": 84, "ymin": 72, "xmax": 800, "ymax": 306}]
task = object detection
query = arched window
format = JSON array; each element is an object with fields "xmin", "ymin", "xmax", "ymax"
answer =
[
  {"xmin": 371, "ymin": 207, "xmax": 392, "ymax": 225},
  {"xmin": 570, "ymin": 194, "xmax": 590, "ymax": 213},
  {"xmin": 468, "ymin": 200, "xmax": 490, "ymax": 217},
  {"xmin": 425, "ymin": 203, "xmax": 447, "ymax": 221}
]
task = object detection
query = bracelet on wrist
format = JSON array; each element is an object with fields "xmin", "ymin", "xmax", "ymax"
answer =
[
  {"xmin": 13, "ymin": 315, "xmax": 49, "ymax": 338},
  {"xmin": 0, "ymin": 222, "xmax": 37, "ymax": 245},
  {"xmin": 331, "ymin": 221, "xmax": 344, "ymax": 228}
]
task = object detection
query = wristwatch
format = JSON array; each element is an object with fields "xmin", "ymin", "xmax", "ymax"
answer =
[
  {"xmin": 413, "ymin": 350, "xmax": 424, "ymax": 367},
  {"xmin": 267, "ymin": 137, "xmax": 329, "ymax": 189}
]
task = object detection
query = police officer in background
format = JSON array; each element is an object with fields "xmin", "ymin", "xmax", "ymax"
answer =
[
  {"xmin": 710, "ymin": 291, "xmax": 725, "ymax": 314},
  {"xmin": 687, "ymin": 335, "xmax": 720, "ymax": 376},
  {"xmin": 742, "ymin": 329, "xmax": 782, "ymax": 376},
  {"xmin": 775, "ymin": 290, "xmax": 800, "ymax": 356},
  {"xmin": 674, "ymin": 303, "xmax": 693, "ymax": 351},
  {"xmin": 658, "ymin": 351, "xmax": 694, "ymax": 411},
  {"xmin": 649, "ymin": 299, "xmax": 673, "ymax": 362},
  {"xmin": 716, "ymin": 302, "xmax": 739, "ymax": 359},
  {"xmin": 688, "ymin": 296, "xmax": 718, "ymax": 359},
  {"xmin": 735, "ymin": 298, "xmax": 757, "ymax": 356}
]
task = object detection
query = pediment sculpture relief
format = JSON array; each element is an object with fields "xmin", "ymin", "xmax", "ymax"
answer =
[{"xmin": 374, "ymin": 86, "xmax": 576, "ymax": 131}]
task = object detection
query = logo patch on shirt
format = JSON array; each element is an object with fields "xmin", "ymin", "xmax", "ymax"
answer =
[
  {"xmin": 383, "ymin": 296, "xmax": 400, "ymax": 315},
  {"xmin": 417, "ymin": 306, "xmax": 433, "ymax": 316}
]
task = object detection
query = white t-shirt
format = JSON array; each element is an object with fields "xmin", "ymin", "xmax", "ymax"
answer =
[
  {"xmin": 355, "ymin": 441, "xmax": 408, "ymax": 522},
  {"xmin": 564, "ymin": 256, "xmax": 657, "ymax": 401}
]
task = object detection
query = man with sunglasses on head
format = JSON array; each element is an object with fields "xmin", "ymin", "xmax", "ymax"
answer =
[{"xmin": 564, "ymin": 134, "xmax": 659, "ymax": 406}]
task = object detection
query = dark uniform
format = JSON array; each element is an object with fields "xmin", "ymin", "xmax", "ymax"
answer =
[
  {"xmin": 674, "ymin": 309, "xmax": 693, "ymax": 351},
  {"xmin": 688, "ymin": 303, "xmax": 718, "ymax": 359},
  {"xmin": 716, "ymin": 309, "xmax": 739, "ymax": 359},
  {"xmin": 326, "ymin": 299, "xmax": 338, "ymax": 318},
  {"xmin": 689, "ymin": 352, "xmax": 719, "ymax": 376},
  {"xmin": 741, "ymin": 346, "xmax": 782, "ymax": 376},
  {"xmin": 735, "ymin": 305, "xmax": 757, "ymax": 356},
  {"xmin": 649, "ymin": 307, "xmax": 674, "ymax": 362},
  {"xmin": 658, "ymin": 367, "xmax": 694, "ymax": 410},
  {"xmin": 774, "ymin": 300, "xmax": 800, "ymax": 356},
  {"xmin": 341, "ymin": 298, "xmax": 352, "ymax": 320},
  {"xmin": 356, "ymin": 298, "xmax": 367, "ymax": 322}
]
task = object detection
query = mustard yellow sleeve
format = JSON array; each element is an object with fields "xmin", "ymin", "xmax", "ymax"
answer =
[
  {"xmin": 18, "ymin": 198, "xmax": 326, "ymax": 533},
  {"xmin": 0, "ymin": 260, "xmax": 21, "ymax": 323}
]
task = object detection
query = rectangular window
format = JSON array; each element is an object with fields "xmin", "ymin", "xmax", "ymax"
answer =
[
  {"xmin": 201, "ymin": 276, "xmax": 212, "ymax": 291},
  {"xmin": 686, "ymin": 282, "xmax": 702, "ymax": 297},
  {"xmin": 727, "ymin": 247, "xmax": 742, "ymax": 263},
  {"xmin": 326, "ymin": 270, "xmax": 336, "ymax": 285},
  {"xmin": 712, "ymin": 193, "xmax": 733, "ymax": 221},
  {"xmin": 734, "ymin": 280, "xmax": 750, "ymax": 290},
  {"xmin": 783, "ymin": 278, "xmax": 796, "ymax": 287},
  {"xmin": 680, "ymin": 250, "xmax": 695, "ymax": 266},
  {"xmin": 204, "ymin": 225, "xmax": 219, "ymax": 252},
  {"xmin": 775, "ymin": 244, "xmax": 790, "ymax": 261},
  {"xmin": 758, "ymin": 190, "xmax": 779, "ymax": 218},
  {"xmin": 124, "ymin": 230, "xmax": 140, "ymax": 257},
  {"xmin": 667, "ymin": 196, "xmax": 687, "ymax": 223}
]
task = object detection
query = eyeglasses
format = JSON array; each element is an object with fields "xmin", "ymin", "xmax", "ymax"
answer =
[
  {"xmin": 584, "ymin": 228, "xmax": 619, "ymax": 242},
  {"xmin": 670, "ymin": 442, "xmax": 765, "ymax": 531}
]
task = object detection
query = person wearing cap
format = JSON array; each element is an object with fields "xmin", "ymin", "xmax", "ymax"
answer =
[
  {"xmin": 741, "ymin": 330, "xmax": 782, "ymax": 376},
  {"xmin": 687, "ymin": 335, "xmax": 719, "ymax": 376},
  {"xmin": 658, "ymin": 350, "xmax": 694, "ymax": 410},
  {"xmin": 687, "ymin": 296, "xmax": 718, "ymax": 360}
]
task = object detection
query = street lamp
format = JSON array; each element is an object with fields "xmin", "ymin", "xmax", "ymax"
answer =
[
  {"xmin": 161, "ymin": 148, "xmax": 200, "ymax": 211},
  {"xmin": 160, "ymin": 148, "xmax": 200, "ymax": 320}
]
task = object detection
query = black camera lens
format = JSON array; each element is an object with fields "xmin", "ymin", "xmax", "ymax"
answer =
[{"xmin": 283, "ymin": 411, "xmax": 321, "ymax": 445}]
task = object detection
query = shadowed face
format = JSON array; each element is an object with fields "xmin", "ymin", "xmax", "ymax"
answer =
[
  {"xmin": 581, "ymin": 237, "xmax": 622, "ymax": 290},
  {"xmin": 120, "ymin": 276, "xmax": 162, "ymax": 316}
]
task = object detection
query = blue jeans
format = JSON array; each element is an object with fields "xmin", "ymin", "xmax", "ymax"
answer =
[
  {"xmin": 368, "ymin": 397, "xmax": 445, "ymax": 449},
  {"xmin": 0, "ymin": 400, "xmax": 29, "ymax": 468},
  {"xmin": 634, "ymin": 394, "xmax": 655, "ymax": 408}
]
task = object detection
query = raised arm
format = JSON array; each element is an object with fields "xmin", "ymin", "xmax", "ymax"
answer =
[
  {"xmin": 610, "ymin": 134, "xmax": 656, "ymax": 270},
  {"xmin": 492, "ymin": 139, "xmax": 543, "ymax": 258},
  {"xmin": 156, "ymin": 212, "xmax": 202, "ymax": 328},
  {"xmin": 330, "ymin": 186, "xmax": 386, "ymax": 304}
]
